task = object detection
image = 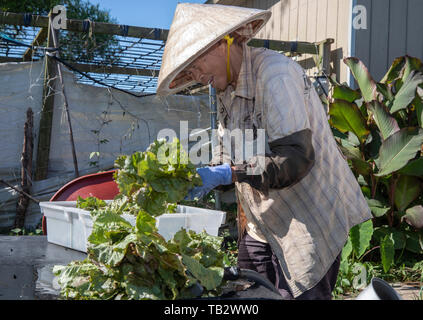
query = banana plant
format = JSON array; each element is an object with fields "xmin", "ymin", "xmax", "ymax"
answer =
[{"xmin": 328, "ymin": 55, "xmax": 423, "ymax": 274}]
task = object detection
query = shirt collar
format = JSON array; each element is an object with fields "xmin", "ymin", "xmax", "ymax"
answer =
[{"xmin": 233, "ymin": 44, "xmax": 255, "ymax": 100}]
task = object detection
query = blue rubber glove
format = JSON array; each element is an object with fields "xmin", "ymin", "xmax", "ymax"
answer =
[{"xmin": 185, "ymin": 163, "xmax": 232, "ymax": 200}]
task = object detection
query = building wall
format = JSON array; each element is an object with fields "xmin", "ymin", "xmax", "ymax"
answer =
[
  {"xmin": 207, "ymin": 0, "xmax": 423, "ymax": 86},
  {"xmin": 207, "ymin": 0, "xmax": 353, "ymax": 84},
  {"xmin": 353, "ymin": 0, "xmax": 423, "ymax": 83}
]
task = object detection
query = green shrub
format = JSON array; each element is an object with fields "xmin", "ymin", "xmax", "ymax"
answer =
[{"xmin": 329, "ymin": 55, "xmax": 423, "ymax": 296}]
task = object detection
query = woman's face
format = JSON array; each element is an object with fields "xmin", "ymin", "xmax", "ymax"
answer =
[{"xmin": 184, "ymin": 41, "xmax": 229, "ymax": 91}]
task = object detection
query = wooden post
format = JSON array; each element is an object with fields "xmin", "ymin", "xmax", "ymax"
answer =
[
  {"xmin": 14, "ymin": 108, "xmax": 34, "ymax": 229},
  {"xmin": 23, "ymin": 27, "xmax": 48, "ymax": 61},
  {"xmin": 34, "ymin": 12, "xmax": 57, "ymax": 181},
  {"xmin": 319, "ymin": 38, "xmax": 334, "ymax": 77}
]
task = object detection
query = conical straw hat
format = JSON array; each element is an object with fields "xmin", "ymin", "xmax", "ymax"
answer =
[{"xmin": 156, "ymin": 3, "xmax": 271, "ymax": 96}]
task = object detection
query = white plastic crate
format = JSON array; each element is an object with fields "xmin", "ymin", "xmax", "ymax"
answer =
[{"xmin": 39, "ymin": 201, "xmax": 226, "ymax": 253}]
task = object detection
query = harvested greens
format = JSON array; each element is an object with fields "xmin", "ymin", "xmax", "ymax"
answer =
[{"xmin": 53, "ymin": 138, "xmax": 228, "ymax": 300}]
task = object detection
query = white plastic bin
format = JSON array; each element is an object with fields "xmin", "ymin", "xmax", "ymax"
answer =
[{"xmin": 39, "ymin": 201, "xmax": 226, "ymax": 252}]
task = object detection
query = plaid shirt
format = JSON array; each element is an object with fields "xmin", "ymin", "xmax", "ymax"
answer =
[{"xmin": 214, "ymin": 45, "xmax": 372, "ymax": 297}]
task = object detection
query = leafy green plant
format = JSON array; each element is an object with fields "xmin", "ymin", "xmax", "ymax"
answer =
[
  {"xmin": 54, "ymin": 138, "xmax": 232, "ymax": 300},
  {"xmin": 330, "ymin": 55, "xmax": 423, "ymax": 295},
  {"xmin": 9, "ymin": 227, "xmax": 43, "ymax": 236},
  {"xmin": 112, "ymin": 138, "xmax": 202, "ymax": 217}
]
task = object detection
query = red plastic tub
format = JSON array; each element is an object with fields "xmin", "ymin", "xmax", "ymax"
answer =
[{"xmin": 42, "ymin": 170, "xmax": 120, "ymax": 235}]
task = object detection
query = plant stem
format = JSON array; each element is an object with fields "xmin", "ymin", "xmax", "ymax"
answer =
[
  {"xmin": 371, "ymin": 175, "xmax": 379, "ymax": 199},
  {"xmin": 359, "ymin": 245, "xmax": 380, "ymax": 262},
  {"xmin": 387, "ymin": 175, "xmax": 397, "ymax": 227}
]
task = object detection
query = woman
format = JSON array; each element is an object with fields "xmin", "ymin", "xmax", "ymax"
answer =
[{"xmin": 156, "ymin": 3, "xmax": 372, "ymax": 300}]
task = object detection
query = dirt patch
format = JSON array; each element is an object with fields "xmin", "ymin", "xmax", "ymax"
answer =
[{"xmin": 338, "ymin": 282, "xmax": 422, "ymax": 300}]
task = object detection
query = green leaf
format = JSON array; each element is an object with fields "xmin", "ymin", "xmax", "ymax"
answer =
[
  {"xmin": 380, "ymin": 234, "xmax": 395, "ymax": 273},
  {"xmin": 135, "ymin": 209, "xmax": 157, "ymax": 238},
  {"xmin": 341, "ymin": 236, "xmax": 353, "ymax": 261},
  {"xmin": 329, "ymin": 99, "xmax": 370, "ymax": 144},
  {"xmin": 413, "ymin": 96, "xmax": 423, "ymax": 128},
  {"xmin": 89, "ymin": 233, "xmax": 137, "ymax": 267},
  {"xmin": 403, "ymin": 230, "xmax": 423, "ymax": 254},
  {"xmin": 394, "ymin": 175, "xmax": 421, "ymax": 211},
  {"xmin": 376, "ymin": 83, "xmax": 395, "ymax": 103},
  {"xmin": 397, "ymin": 158, "xmax": 423, "ymax": 176},
  {"xmin": 333, "ymin": 85, "xmax": 362, "ymax": 103},
  {"xmin": 403, "ymin": 205, "xmax": 423, "ymax": 229},
  {"xmin": 350, "ymin": 219, "xmax": 373, "ymax": 258},
  {"xmin": 380, "ymin": 56, "xmax": 406, "ymax": 84},
  {"xmin": 390, "ymin": 71, "xmax": 423, "ymax": 113},
  {"xmin": 402, "ymin": 56, "xmax": 423, "ymax": 86},
  {"xmin": 374, "ymin": 127, "xmax": 423, "ymax": 176},
  {"xmin": 76, "ymin": 196, "xmax": 107, "ymax": 211},
  {"xmin": 367, "ymin": 101, "xmax": 400, "ymax": 140},
  {"xmin": 373, "ymin": 227, "xmax": 406, "ymax": 251},
  {"xmin": 89, "ymin": 151, "xmax": 100, "ymax": 159},
  {"xmin": 181, "ymin": 254, "xmax": 223, "ymax": 291},
  {"xmin": 344, "ymin": 57, "xmax": 378, "ymax": 103},
  {"xmin": 366, "ymin": 198, "xmax": 390, "ymax": 218},
  {"xmin": 125, "ymin": 279, "xmax": 163, "ymax": 300}
]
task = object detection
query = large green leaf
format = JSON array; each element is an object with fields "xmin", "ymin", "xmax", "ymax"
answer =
[
  {"xmin": 367, "ymin": 101, "xmax": 400, "ymax": 140},
  {"xmin": 380, "ymin": 234, "xmax": 395, "ymax": 273},
  {"xmin": 413, "ymin": 96, "xmax": 423, "ymax": 128},
  {"xmin": 181, "ymin": 254, "xmax": 223, "ymax": 291},
  {"xmin": 333, "ymin": 85, "xmax": 362, "ymax": 103},
  {"xmin": 135, "ymin": 209, "xmax": 158, "ymax": 238},
  {"xmin": 329, "ymin": 99, "xmax": 370, "ymax": 144},
  {"xmin": 402, "ymin": 205, "xmax": 423, "ymax": 229},
  {"xmin": 398, "ymin": 158, "xmax": 423, "ymax": 176},
  {"xmin": 394, "ymin": 175, "xmax": 421, "ymax": 211},
  {"xmin": 341, "ymin": 236, "xmax": 353, "ymax": 261},
  {"xmin": 344, "ymin": 57, "xmax": 378, "ymax": 103},
  {"xmin": 374, "ymin": 127, "xmax": 423, "ymax": 176},
  {"xmin": 401, "ymin": 56, "xmax": 423, "ymax": 86},
  {"xmin": 350, "ymin": 219, "xmax": 373, "ymax": 258},
  {"xmin": 390, "ymin": 71, "xmax": 423, "ymax": 113},
  {"xmin": 403, "ymin": 230, "xmax": 423, "ymax": 254},
  {"xmin": 373, "ymin": 227, "xmax": 406, "ymax": 251},
  {"xmin": 89, "ymin": 233, "xmax": 137, "ymax": 267},
  {"xmin": 380, "ymin": 57, "xmax": 406, "ymax": 84}
]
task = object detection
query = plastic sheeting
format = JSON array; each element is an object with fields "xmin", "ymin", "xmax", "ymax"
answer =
[{"xmin": 0, "ymin": 60, "xmax": 211, "ymax": 230}]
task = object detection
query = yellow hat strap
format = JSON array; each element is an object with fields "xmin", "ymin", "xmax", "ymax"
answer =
[{"xmin": 223, "ymin": 34, "xmax": 234, "ymax": 83}]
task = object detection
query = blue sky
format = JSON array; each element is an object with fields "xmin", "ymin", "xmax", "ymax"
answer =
[{"xmin": 88, "ymin": 0, "xmax": 207, "ymax": 29}]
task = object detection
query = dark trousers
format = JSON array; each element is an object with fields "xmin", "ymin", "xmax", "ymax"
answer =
[{"xmin": 237, "ymin": 233, "xmax": 341, "ymax": 300}]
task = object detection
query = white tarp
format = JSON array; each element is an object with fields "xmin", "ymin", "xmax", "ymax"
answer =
[{"xmin": 0, "ymin": 60, "xmax": 211, "ymax": 230}]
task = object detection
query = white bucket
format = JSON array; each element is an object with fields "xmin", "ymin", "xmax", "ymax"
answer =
[{"xmin": 355, "ymin": 277, "xmax": 403, "ymax": 300}]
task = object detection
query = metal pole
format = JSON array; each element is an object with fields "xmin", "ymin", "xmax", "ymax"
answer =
[
  {"xmin": 49, "ymin": 15, "xmax": 79, "ymax": 178},
  {"xmin": 209, "ymin": 85, "xmax": 221, "ymax": 210}
]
